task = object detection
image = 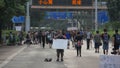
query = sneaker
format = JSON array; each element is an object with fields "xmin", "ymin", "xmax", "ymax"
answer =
[{"xmin": 111, "ymin": 51, "xmax": 117, "ymax": 55}]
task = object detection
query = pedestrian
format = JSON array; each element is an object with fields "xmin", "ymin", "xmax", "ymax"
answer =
[
  {"xmin": 41, "ymin": 31, "xmax": 46, "ymax": 48},
  {"xmin": 86, "ymin": 29, "xmax": 92, "ymax": 50},
  {"xmin": 101, "ymin": 29, "xmax": 110, "ymax": 55},
  {"xmin": 54, "ymin": 30, "xmax": 66, "ymax": 61},
  {"xmin": 33, "ymin": 31, "xmax": 38, "ymax": 44},
  {"xmin": 111, "ymin": 29, "xmax": 120, "ymax": 55},
  {"xmin": 47, "ymin": 31, "xmax": 53, "ymax": 48},
  {"xmin": 75, "ymin": 32, "xmax": 83, "ymax": 57},
  {"xmin": 65, "ymin": 31, "xmax": 71, "ymax": 49},
  {"xmin": 8, "ymin": 32, "xmax": 15, "ymax": 45},
  {"xmin": 38, "ymin": 30, "xmax": 42, "ymax": 45},
  {"xmin": 18, "ymin": 31, "xmax": 23, "ymax": 45},
  {"xmin": 25, "ymin": 32, "xmax": 31, "ymax": 46},
  {"xmin": 94, "ymin": 31, "xmax": 102, "ymax": 53}
]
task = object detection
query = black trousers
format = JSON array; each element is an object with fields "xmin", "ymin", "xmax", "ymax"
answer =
[
  {"xmin": 39, "ymin": 37, "xmax": 41, "ymax": 44},
  {"xmin": 56, "ymin": 49, "xmax": 64, "ymax": 59},
  {"xmin": 42, "ymin": 41, "xmax": 45, "ymax": 48},
  {"xmin": 87, "ymin": 39, "xmax": 90, "ymax": 49},
  {"xmin": 76, "ymin": 46, "xmax": 81, "ymax": 56}
]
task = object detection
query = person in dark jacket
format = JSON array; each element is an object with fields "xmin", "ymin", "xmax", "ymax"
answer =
[
  {"xmin": 111, "ymin": 29, "xmax": 120, "ymax": 55},
  {"xmin": 38, "ymin": 30, "xmax": 42, "ymax": 45},
  {"xmin": 75, "ymin": 32, "xmax": 83, "ymax": 57},
  {"xmin": 101, "ymin": 29, "xmax": 110, "ymax": 55},
  {"xmin": 94, "ymin": 31, "xmax": 101, "ymax": 53},
  {"xmin": 55, "ymin": 30, "xmax": 66, "ymax": 61},
  {"xmin": 41, "ymin": 31, "xmax": 46, "ymax": 48}
]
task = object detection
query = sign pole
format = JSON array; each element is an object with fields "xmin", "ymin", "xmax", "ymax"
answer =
[{"xmin": 25, "ymin": 2, "xmax": 30, "ymax": 33}]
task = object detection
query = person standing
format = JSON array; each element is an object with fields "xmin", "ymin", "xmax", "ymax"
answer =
[
  {"xmin": 18, "ymin": 31, "xmax": 23, "ymax": 45},
  {"xmin": 8, "ymin": 32, "xmax": 15, "ymax": 45},
  {"xmin": 47, "ymin": 31, "xmax": 53, "ymax": 48},
  {"xmin": 38, "ymin": 30, "xmax": 42, "ymax": 45},
  {"xmin": 65, "ymin": 31, "xmax": 71, "ymax": 49},
  {"xmin": 101, "ymin": 29, "xmax": 110, "ymax": 55},
  {"xmin": 54, "ymin": 30, "xmax": 66, "ymax": 61},
  {"xmin": 26, "ymin": 32, "xmax": 31, "ymax": 46},
  {"xmin": 75, "ymin": 32, "xmax": 83, "ymax": 57},
  {"xmin": 41, "ymin": 31, "xmax": 46, "ymax": 48},
  {"xmin": 86, "ymin": 29, "xmax": 92, "ymax": 50},
  {"xmin": 94, "ymin": 31, "xmax": 101, "ymax": 53},
  {"xmin": 112, "ymin": 29, "xmax": 120, "ymax": 55}
]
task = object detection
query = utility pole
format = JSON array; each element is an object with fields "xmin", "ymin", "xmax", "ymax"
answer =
[
  {"xmin": 95, "ymin": 0, "xmax": 98, "ymax": 31},
  {"xmin": 25, "ymin": 2, "xmax": 30, "ymax": 33}
]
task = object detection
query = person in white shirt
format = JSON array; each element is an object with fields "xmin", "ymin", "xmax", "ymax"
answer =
[{"xmin": 86, "ymin": 29, "xmax": 92, "ymax": 50}]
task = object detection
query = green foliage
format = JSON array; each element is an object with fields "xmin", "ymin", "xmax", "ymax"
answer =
[
  {"xmin": 0, "ymin": 0, "xmax": 5, "ymax": 8},
  {"xmin": 102, "ymin": 21, "xmax": 120, "ymax": 30},
  {"xmin": 2, "ymin": 30, "xmax": 17, "ymax": 37},
  {"xmin": 0, "ymin": 0, "xmax": 28, "ymax": 43},
  {"xmin": 100, "ymin": 0, "xmax": 120, "ymax": 31},
  {"xmin": 0, "ymin": 0, "xmax": 28, "ymax": 23},
  {"xmin": 92, "ymin": 29, "xmax": 120, "ymax": 39},
  {"xmin": 2, "ymin": 30, "xmax": 26, "ymax": 38},
  {"xmin": 107, "ymin": 0, "xmax": 120, "ymax": 21}
]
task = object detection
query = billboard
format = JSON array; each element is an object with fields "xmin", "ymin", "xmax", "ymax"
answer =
[
  {"xmin": 32, "ymin": 0, "xmax": 92, "ymax": 6},
  {"xmin": 45, "ymin": 12, "xmax": 73, "ymax": 19}
]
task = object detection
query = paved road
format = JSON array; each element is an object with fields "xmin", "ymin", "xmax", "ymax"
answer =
[
  {"xmin": 0, "ymin": 45, "xmax": 25, "ymax": 64},
  {"xmin": 0, "ymin": 40, "xmax": 113, "ymax": 68}
]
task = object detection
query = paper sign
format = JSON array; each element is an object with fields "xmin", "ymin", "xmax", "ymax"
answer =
[
  {"xmin": 52, "ymin": 39, "xmax": 68, "ymax": 49},
  {"xmin": 15, "ymin": 26, "xmax": 22, "ymax": 31}
]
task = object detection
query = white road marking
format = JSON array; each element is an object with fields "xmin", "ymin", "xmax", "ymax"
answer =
[{"xmin": 0, "ymin": 46, "xmax": 27, "ymax": 68}]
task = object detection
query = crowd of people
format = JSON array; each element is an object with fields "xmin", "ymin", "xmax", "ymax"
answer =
[{"xmin": 2, "ymin": 29, "xmax": 120, "ymax": 61}]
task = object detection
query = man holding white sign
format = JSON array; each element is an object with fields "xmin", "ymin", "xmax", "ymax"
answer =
[
  {"xmin": 53, "ymin": 30, "xmax": 67, "ymax": 62},
  {"xmin": 52, "ymin": 39, "xmax": 68, "ymax": 49}
]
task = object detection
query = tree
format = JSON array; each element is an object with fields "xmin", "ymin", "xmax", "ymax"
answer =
[
  {"xmin": 107, "ymin": 0, "xmax": 120, "ymax": 21},
  {"xmin": 0, "ymin": 0, "xmax": 28, "ymax": 43},
  {"xmin": 106, "ymin": 0, "xmax": 120, "ymax": 29},
  {"xmin": 0, "ymin": 0, "xmax": 5, "ymax": 8}
]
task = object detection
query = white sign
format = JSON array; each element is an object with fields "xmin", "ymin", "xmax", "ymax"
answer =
[
  {"xmin": 15, "ymin": 26, "xmax": 22, "ymax": 31},
  {"xmin": 100, "ymin": 55, "xmax": 120, "ymax": 68},
  {"xmin": 52, "ymin": 39, "xmax": 68, "ymax": 49}
]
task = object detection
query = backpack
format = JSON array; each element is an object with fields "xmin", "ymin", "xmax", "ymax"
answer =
[
  {"xmin": 115, "ymin": 34, "xmax": 120, "ymax": 44},
  {"xmin": 94, "ymin": 34, "xmax": 101, "ymax": 43},
  {"xmin": 103, "ymin": 34, "xmax": 109, "ymax": 43}
]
